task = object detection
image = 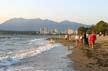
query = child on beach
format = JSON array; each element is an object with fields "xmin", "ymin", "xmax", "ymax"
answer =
[{"xmin": 89, "ymin": 31, "xmax": 96, "ymax": 48}]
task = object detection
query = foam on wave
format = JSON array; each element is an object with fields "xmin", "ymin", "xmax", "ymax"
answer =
[{"xmin": 0, "ymin": 39, "xmax": 59, "ymax": 67}]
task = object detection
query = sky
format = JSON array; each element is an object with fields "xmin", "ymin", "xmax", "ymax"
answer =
[{"xmin": 0, "ymin": 0, "xmax": 108, "ymax": 25}]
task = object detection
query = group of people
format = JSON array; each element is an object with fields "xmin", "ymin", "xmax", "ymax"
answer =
[{"xmin": 75, "ymin": 31, "xmax": 96, "ymax": 48}]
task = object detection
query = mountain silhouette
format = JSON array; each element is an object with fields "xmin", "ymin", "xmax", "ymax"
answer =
[{"xmin": 0, "ymin": 18, "xmax": 88, "ymax": 31}]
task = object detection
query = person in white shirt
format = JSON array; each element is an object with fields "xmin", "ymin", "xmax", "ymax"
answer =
[
  {"xmin": 75, "ymin": 34, "xmax": 80, "ymax": 47},
  {"xmin": 79, "ymin": 34, "xmax": 83, "ymax": 46}
]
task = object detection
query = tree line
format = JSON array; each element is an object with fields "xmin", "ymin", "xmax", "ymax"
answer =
[{"xmin": 78, "ymin": 20, "xmax": 108, "ymax": 36}]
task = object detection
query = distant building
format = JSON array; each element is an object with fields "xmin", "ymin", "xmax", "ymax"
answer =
[
  {"xmin": 40, "ymin": 27, "xmax": 49, "ymax": 34},
  {"xmin": 65, "ymin": 28, "xmax": 74, "ymax": 40},
  {"xmin": 66, "ymin": 28, "xmax": 74, "ymax": 34},
  {"xmin": 75, "ymin": 30, "xmax": 78, "ymax": 34},
  {"xmin": 51, "ymin": 29, "xmax": 58, "ymax": 34}
]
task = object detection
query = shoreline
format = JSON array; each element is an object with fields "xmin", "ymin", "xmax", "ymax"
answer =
[
  {"xmin": 7, "ymin": 40, "xmax": 75, "ymax": 71},
  {"xmin": 47, "ymin": 37, "xmax": 75, "ymax": 46},
  {"xmin": 49, "ymin": 36, "xmax": 108, "ymax": 71}
]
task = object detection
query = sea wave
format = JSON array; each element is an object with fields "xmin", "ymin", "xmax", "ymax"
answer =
[{"xmin": 0, "ymin": 39, "xmax": 59, "ymax": 68}]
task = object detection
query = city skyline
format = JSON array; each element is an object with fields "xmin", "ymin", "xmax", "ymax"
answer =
[{"xmin": 0, "ymin": 0, "xmax": 108, "ymax": 25}]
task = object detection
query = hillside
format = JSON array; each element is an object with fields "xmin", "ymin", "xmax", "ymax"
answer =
[{"xmin": 0, "ymin": 18, "xmax": 88, "ymax": 31}]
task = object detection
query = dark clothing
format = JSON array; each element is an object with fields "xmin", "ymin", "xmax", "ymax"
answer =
[{"xmin": 83, "ymin": 34, "xmax": 88, "ymax": 45}]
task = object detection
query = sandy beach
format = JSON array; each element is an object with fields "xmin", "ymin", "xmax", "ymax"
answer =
[
  {"xmin": 68, "ymin": 36, "xmax": 108, "ymax": 71},
  {"xmin": 49, "ymin": 35, "xmax": 108, "ymax": 71}
]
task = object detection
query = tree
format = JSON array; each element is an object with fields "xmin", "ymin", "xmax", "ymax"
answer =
[
  {"xmin": 78, "ymin": 26, "xmax": 88, "ymax": 34},
  {"xmin": 95, "ymin": 20, "xmax": 108, "ymax": 35}
]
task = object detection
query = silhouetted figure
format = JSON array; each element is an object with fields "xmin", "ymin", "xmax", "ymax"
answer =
[{"xmin": 83, "ymin": 33, "xmax": 89, "ymax": 45}]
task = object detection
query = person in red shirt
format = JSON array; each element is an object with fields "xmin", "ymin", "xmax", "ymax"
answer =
[{"xmin": 89, "ymin": 31, "xmax": 96, "ymax": 48}]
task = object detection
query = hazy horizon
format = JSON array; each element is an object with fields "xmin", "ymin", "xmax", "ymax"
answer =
[
  {"xmin": 0, "ymin": 0, "xmax": 108, "ymax": 25},
  {"xmin": 0, "ymin": 17, "xmax": 89, "ymax": 25}
]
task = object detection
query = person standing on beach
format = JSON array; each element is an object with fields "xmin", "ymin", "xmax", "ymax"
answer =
[
  {"xmin": 83, "ymin": 32, "xmax": 89, "ymax": 45},
  {"xmin": 75, "ymin": 33, "xmax": 80, "ymax": 47},
  {"xmin": 79, "ymin": 34, "xmax": 83, "ymax": 46},
  {"xmin": 89, "ymin": 31, "xmax": 96, "ymax": 48}
]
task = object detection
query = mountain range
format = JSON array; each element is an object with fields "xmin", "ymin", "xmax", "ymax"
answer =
[{"xmin": 0, "ymin": 18, "xmax": 89, "ymax": 32}]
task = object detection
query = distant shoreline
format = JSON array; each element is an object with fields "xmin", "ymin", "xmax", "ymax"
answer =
[
  {"xmin": 47, "ymin": 36, "xmax": 75, "ymax": 46},
  {"xmin": 0, "ymin": 30, "xmax": 65, "ymax": 35}
]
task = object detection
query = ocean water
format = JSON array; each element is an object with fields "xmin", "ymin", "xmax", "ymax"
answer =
[{"xmin": 0, "ymin": 35, "xmax": 76, "ymax": 71}]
